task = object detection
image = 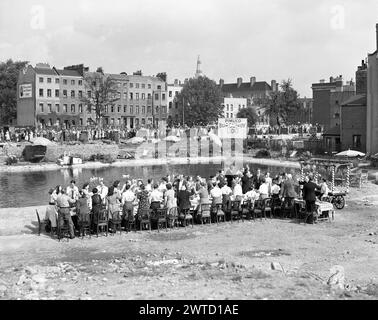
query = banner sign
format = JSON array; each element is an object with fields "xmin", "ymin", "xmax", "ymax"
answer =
[
  {"xmin": 218, "ymin": 118, "xmax": 247, "ymax": 139},
  {"xmin": 19, "ymin": 84, "xmax": 32, "ymax": 98}
]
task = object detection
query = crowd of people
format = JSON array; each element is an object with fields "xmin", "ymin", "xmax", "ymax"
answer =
[
  {"xmin": 1, "ymin": 122, "xmax": 321, "ymax": 144},
  {"xmin": 44, "ymin": 165, "xmax": 331, "ymax": 239},
  {"xmin": 252, "ymin": 123, "xmax": 323, "ymax": 136}
]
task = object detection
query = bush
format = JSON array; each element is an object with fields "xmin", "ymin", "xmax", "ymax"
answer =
[
  {"xmin": 88, "ymin": 153, "xmax": 115, "ymax": 163},
  {"xmin": 255, "ymin": 149, "xmax": 271, "ymax": 159},
  {"xmin": 5, "ymin": 155, "xmax": 18, "ymax": 165}
]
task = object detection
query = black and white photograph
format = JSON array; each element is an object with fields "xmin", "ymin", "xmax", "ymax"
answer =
[{"xmin": 0, "ymin": 0, "xmax": 378, "ymax": 306}]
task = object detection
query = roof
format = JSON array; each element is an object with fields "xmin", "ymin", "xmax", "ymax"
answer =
[
  {"xmin": 55, "ymin": 69, "xmax": 82, "ymax": 77},
  {"xmin": 220, "ymin": 81, "xmax": 272, "ymax": 92},
  {"xmin": 322, "ymin": 126, "xmax": 340, "ymax": 136},
  {"xmin": 34, "ymin": 68, "xmax": 58, "ymax": 76},
  {"xmin": 341, "ymin": 94, "xmax": 367, "ymax": 106}
]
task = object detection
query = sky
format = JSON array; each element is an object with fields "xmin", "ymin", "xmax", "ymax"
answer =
[{"xmin": 0, "ymin": 0, "xmax": 377, "ymax": 97}]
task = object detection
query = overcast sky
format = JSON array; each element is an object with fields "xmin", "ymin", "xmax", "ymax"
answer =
[{"xmin": 0, "ymin": 0, "xmax": 377, "ymax": 97}]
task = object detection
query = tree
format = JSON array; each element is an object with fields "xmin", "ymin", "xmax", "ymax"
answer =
[
  {"xmin": 0, "ymin": 59, "xmax": 29, "ymax": 125},
  {"xmin": 81, "ymin": 70, "xmax": 119, "ymax": 128},
  {"xmin": 175, "ymin": 76, "xmax": 223, "ymax": 126},
  {"xmin": 236, "ymin": 107, "xmax": 258, "ymax": 127},
  {"xmin": 156, "ymin": 72, "xmax": 167, "ymax": 82},
  {"xmin": 257, "ymin": 79, "xmax": 300, "ymax": 126}
]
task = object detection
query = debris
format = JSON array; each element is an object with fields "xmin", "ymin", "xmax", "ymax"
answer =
[
  {"xmin": 17, "ymin": 274, "xmax": 28, "ymax": 286},
  {"xmin": 32, "ymin": 275, "xmax": 47, "ymax": 284},
  {"xmin": 327, "ymin": 265, "xmax": 345, "ymax": 290},
  {"xmin": 271, "ymin": 262, "xmax": 284, "ymax": 272}
]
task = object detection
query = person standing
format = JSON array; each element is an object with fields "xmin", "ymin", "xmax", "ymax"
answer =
[
  {"xmin": 97, "ymin": 180, "xmax": 108, "ymax": 205},
  {"xmin": 56, "ymin": 189, "xmax": 76, "ymax": 239},
  {"xmin": 241, "ymin": 169, "xmax": 252, "ymax": 195},
  {"xmin": 66, "ymin": 180, "xmax": 79, "ymax": 200},
  {"xmin": 301, "ymin": 175, "xmax": 321, "ymax": 224},
  {"xmin": 253, "ymin": 169, "xmax": 263, "ymax": 190},
  {"xmin": 280, "ymin": 173, "xmax": 297, "ymax": 199}
]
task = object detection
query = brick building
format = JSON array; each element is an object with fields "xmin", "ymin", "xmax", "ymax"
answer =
[
  {"xmin": 340, "ymin": 95, "xmax": 367, "ymax": 152},
  {"xmin": 17, "ymin": 63, "xmax": 83, "ymax": 128},
  {"xmin": 366, "ymin": 23, "xmax": 378, "ymax": 155},
  {"xmin": 311, "ymin": 76, "xmax": 355, "ymax": 131},
  {"xmin": 17, "ymin": 64, "xmax": 168, "ymax": 129},
  {"xmin": 219, "ymin": 77, "xmax": 277, "ymax": 106}
]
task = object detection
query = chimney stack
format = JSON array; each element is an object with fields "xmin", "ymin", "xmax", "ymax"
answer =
[
  {"xmin": 219, "ymin": 78, "xmax": 224, "ymax": 87},
  {"xmin": 271, "ymin": 80, "xmax": 277, "ymax": 91},
  {"xmin": 330, "ymin": 76, "xmax": 334, "ymax": 83},
  {"xmin": 250, "ymin": 76, "xmax": 256, "ymax": 87},
  {"xmin": 237, "ymin": 77, "xmax": 243, "ymax": 88}
]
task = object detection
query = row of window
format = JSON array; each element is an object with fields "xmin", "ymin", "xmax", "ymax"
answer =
[
  {"xmin": 168, "ymin": 91, "xmax": 180, "ymax": 98},
  {"xmin": 224, "ymin": 104, "xmax": 245, "ymax": 112},
  {"xmin": 127, "ymin": 92, "xmax": 165, "ymax": 101},
  {"xmin": 168, "ymin": 101, "xmax": 179, "ymax": 109},
  {"xmin": 39, "ymin": 77, "xmax": 83, "ymax": 86},
  {"xmin": 38, "ymin": 88, "xmax": 167, "ymax": 101},
  {"xmin": 39, "ymin": 89, "xmax": 84, "ymax": 98},
  {"xmin": 41, "ymin": 117, "xmax": 156, "ymax": 127},
  {"xmin": 38, "ymin": 103, "xmax": 167, "ymax": 115}
]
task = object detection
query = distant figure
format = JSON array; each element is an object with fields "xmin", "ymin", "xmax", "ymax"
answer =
[{"xmin": 300, "ymin": 175, "xmax": 321, "ymax": 224}]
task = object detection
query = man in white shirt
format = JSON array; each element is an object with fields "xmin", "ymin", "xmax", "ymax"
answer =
[
  {"xmin": 97, "ymin": 180, "xmax": 108, "ymax": 204},
  {"xmin": 121, "ymin": 185, "xmax": 136, "ymax": 205},
  {"xmin": 145, "ymin": 179, "xmax": 152, "ymax": 192},
  {"xmin": 233, "ymin": 179, "xmax": 243, "ymax": 200},
  {"xmin": 210, "ymin": 182, "xmax": 222, "ymax": 205},
  {"xmin": 66, "ymin": 180, "xmax": 79, "ymax": 200},
  {"xmin": 150, "ymin": 184, "xmax": 163, "ymax": 203},
  {"xmin": 220, "ymin": 183, "xmax": 232, "ymax": 196},
  {"xmin": 270, "ymin": 180, "xmax": 281, "ymax": 197},
  {"xmin": 258, "ymin": 178, "xmax": 270, "ymax": 199}
]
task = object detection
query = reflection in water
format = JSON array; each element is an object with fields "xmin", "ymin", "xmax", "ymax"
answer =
[{"xmin": 0, "ymin": 162, "xmax": 299, "ymax": 208}]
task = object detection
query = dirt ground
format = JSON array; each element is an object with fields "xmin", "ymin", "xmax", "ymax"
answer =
[{"xmin": 0, "ymin": 183, "xmax": 377, "ymax": 300}]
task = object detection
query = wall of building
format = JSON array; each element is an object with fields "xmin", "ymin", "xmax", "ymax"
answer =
[
  {"xmin": 341, "ymin": 105, "xmax": 367, "ymax": 152},
  {"xmin": 329, "ymin": 90, "xmax": 355, "ymax": 128},
  {"xmin": 167, "ymin": 83, "xmax": 183, "ymax": 124},
  {"xmin": 312, "ymin": 89, "xmax": 331, "ymax": 128},
  {"xmin": 16, "ymin": 66, "xmax": 36, "ymax": 126},
  {"xmin": 367, "ymin": 52, "xmax": 378, "ymax": 155},
  {"xmin": 222, "ymin": 97, "xmax": 247, "ymax": 118}
]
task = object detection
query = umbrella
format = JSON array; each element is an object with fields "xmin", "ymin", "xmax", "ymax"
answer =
[
  {"xmin": 335, "ymin": 149, "xmax": 365, "ymax": 157},
  {"xmin": 208, "ymin": 132, "xmax": 222, "ymax": 147},
  {"xmin": 128, "ymin": 136, "xmax": 145, "ymax": 144},
  {"xmin": 164, "ymin": 136, "xmax": 181, "ymax": 142}
]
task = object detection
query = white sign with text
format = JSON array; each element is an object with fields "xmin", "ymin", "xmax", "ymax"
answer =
[{"xmin": 218, "ymin": 118, "xmax": 247, "ymax": 139}]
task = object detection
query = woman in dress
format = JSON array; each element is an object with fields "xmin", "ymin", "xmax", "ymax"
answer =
[
  {"xmin": 164, "ymin": 183, "xmax": 177, "ymax": 212},
  {"xmin": 106, "ymin": 186, "xmax": 121, "ymax": 219},
  {"xmin": 137, "ymin": 184, "xmax": 150, "ymax": 222},
  {"xmin": 82, "ymin": 183, "xmax": 93, "ymax": 212}
]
